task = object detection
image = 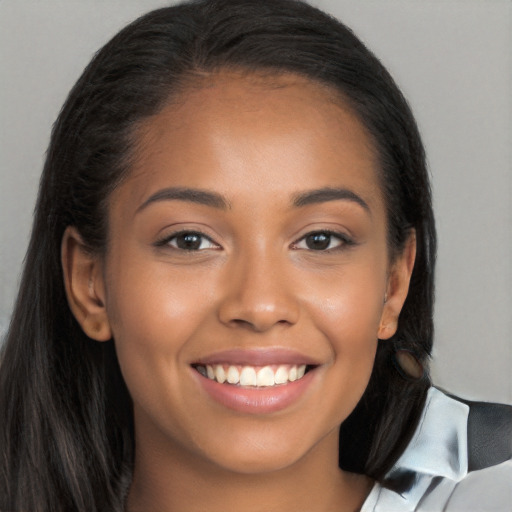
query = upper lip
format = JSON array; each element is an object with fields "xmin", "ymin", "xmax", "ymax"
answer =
[{"xmin": 192, "ymin": 348, "xmax": 321, "ymax": 367}]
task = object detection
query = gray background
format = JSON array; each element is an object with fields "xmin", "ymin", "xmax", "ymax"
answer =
[{"xmin": 1, "ymin": 0, "xmax": 511, "ymax": 404}]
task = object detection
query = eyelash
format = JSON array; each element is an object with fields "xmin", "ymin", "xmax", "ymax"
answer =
[
  {"xmin": 291, "ymin": 230, "xmax": 355, "ymax": 252},
  {"xmin": 154, "ymin": 230, "xmax": 220, "ymax": 251},
  {"xmin": 155, "ymin": 229, "xmax": 354, "ymax": 253}
]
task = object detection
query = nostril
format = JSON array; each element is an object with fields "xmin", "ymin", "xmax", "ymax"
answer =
[
  {"xmin": 217, "ymin": 288, "xmax": 300, "ymax": 331},
  {"xmin": 230, "ymin": 318, "xmax": 255, "ymax": 328},
  {"xmin": 226, "ymin": 316, "xmax": 293, "ymax": 332}
]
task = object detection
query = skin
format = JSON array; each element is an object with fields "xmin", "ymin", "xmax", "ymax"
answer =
[{"xmin": 62, "ymin": 72, "xmax": 415, "ymax": 512}]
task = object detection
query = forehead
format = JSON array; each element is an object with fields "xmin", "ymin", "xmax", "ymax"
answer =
[{"xmin": 119, "ymin": 71, "xmax": 382, "ymax": 214}]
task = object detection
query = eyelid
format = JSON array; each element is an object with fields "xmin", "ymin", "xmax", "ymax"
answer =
[
  {"xmin": 153, "ymin": 226, "xmax": 354, "ymax": 252},
  {"xmin": 154, "ymin": 229, "xmax": 222, "ymax": 250},
  {"xmin": 291, "ymin": 229, "xmax": 355, "ymax": 251}
]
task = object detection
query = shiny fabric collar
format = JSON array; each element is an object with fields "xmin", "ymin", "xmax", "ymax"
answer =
[{"xmin": 361, "ymin": 387, "xmax": 469, "ymax": 511}]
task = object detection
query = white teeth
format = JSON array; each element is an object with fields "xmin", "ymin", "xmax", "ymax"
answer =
[
  {"xmin": 257, "ymin": 366, "xmax": 275, "ymax": 387},
  {"xmin": 215, "ymin": 365, "xmax": 226, "ymax": 384},
  {"xmin": 240, "ymin": 366, "xmax": 257, "ymax": 386},
  {"xmin": 274, "ymin": 365, "xmax": 288, "ymax": 384},
  {"xmin": 227, "ymin": 366, "xmax": 240, "ymax": 384},
  {"xmin": 198, "ymin": 363, "xmax": 310, "ymax": 387}
]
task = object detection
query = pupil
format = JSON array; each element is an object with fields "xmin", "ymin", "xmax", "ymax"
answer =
[
  {"xmin": 306, "ymin": 233, "xmax": 330, "ymax": 250},
  {"xmin": 178, "ymin": 233, "xmax": 201, "ymax": 250}
]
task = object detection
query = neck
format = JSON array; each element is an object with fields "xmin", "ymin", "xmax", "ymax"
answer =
[{"xmin": 126, "ymin": 424, "xmax": 373, "ymax": 512}]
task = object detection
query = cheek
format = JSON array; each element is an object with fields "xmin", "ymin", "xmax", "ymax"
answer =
[
  {"xmin": 318, "ymin": 281, "xmax": 382, "ymax": 376},
  {"xmin": 103, "ymin": 255, "xmax": 215, "ymax": 394},
  {"xmin": 300, "ymin": 261, "xmax": 387, "ymax": 345},
  {"xmin": 297, "ymin": 263, "xmax": 386, "ymax": 415},
  {"xmin": 106, "ymin": 251, "xmax": 215, "ymax": 339}
]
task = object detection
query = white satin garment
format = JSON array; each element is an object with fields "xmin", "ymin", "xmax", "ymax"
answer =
[{"xmin": 361, "ymin": 387, "xmax": 512, "ymax": 511}]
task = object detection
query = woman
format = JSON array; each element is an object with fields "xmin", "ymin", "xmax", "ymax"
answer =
[{"xmin": 0, "ymin": 1, "xmax": 510, "ymax": 510}]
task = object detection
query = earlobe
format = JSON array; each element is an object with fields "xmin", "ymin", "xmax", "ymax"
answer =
[
  {"xmin": 61, "ymin": 226, "xmax": 112, "ymax": 342},
  {"xmin": 378, "ymin": 231, "xmax": 416, "ymax": 340}
]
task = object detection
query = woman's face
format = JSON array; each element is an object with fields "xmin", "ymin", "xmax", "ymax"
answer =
[{"xmin": 92, "ymin": 72, "xmax": 411, "ymax": 474}]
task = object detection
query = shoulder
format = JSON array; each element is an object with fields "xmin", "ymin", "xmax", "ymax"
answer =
[{"xmin": 362, "ymin": 387, "xmax": 512, "ymax": 512}]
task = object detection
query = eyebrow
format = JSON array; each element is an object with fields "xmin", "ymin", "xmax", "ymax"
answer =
[
  {"xmin": 136, "ymin": 187, "xmax": 231, "ymax": 213},
  {"xmin": 136, "ymin": 185, "xmax": 369, "ymax": 214},
  {"xmin": 292, "ymin": 187, "xmax": 370, "ymax": 212}
]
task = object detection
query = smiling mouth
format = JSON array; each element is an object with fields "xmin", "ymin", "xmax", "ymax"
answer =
[{"xmin": 193, "ymin": 363, "xmax": 312, "ymax": 388}]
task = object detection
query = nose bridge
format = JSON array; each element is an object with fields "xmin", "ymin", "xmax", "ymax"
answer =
[{"xmin": 218, "ymin": 241, "xmax": 299, "ymax": 331}]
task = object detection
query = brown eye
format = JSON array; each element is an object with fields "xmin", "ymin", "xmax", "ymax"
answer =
[
  {"xmin": 293, "ymin": 231, "xmax": 351, "ymax": 252},
  {"xmin": 304, "ymin": 233, "xmax": 332, "ymax": 250},
  {"xmin": 164, "ymin": 231, "xmax": 218, "ymax": 251}
]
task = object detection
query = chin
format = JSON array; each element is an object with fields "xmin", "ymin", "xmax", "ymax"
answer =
[
  {"xmin": 205, "ymin": 444, "xmax": 312, "ymax": 475},
  {"xmin": 189, "ymin": 416, "xmax": 339, "ymax": 476}
]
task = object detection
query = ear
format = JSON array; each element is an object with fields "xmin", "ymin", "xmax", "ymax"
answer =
[
  {"xmin": 61, "ymin": 226, "xmax": 112, "ymax": 341},
  {"xmin": 378, "ymin": 230, "xmax": 416, "ymax": 340}
]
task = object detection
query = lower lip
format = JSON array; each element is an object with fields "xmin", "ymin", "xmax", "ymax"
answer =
[{"xmin": 193, "ymin": 368, "xmax": 316, "ymax": 414}]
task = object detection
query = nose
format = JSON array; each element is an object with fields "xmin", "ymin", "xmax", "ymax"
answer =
[{"xmin": 217, "ymin": 248, "xmax": 300, "ymax": 332}]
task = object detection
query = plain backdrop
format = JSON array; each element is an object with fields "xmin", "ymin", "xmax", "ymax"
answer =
[{"xmin": 1, "ymin": 0, "xmax": 511, "ymax": 404}]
